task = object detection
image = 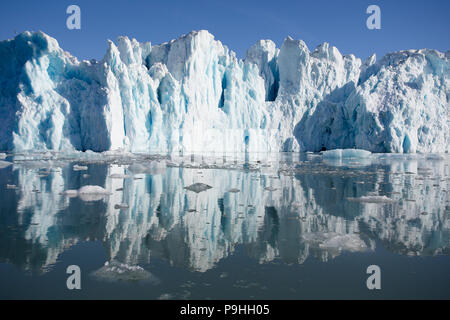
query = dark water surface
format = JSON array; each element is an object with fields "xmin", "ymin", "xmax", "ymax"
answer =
[{"xmin": 0, "ymin": 152, "xmax": 449, "ymax": 299}]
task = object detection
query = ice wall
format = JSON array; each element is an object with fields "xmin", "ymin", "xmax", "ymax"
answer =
[{"xmin": 0, "ymin": 31, "xmax": 448, "ymax": 153}]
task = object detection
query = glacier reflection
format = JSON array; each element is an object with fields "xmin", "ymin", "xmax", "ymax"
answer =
[{"xmin": 0, "ymin": 153, "xmax": 449, "ymax": 274}]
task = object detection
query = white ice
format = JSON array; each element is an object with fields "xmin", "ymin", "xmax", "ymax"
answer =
[{"xmin": 0, "ymin": 31, "xmax": 448, "ymax": 154}]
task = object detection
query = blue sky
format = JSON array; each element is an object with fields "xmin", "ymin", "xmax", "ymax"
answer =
[{"xmin": 0, "ymin": 0, "xmax": 448, "ymax": 61}]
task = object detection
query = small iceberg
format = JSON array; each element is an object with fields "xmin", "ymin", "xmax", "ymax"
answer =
[
  {"xmin": 62, "ymin": 185, "xmax": 112, "ymax": 201},
  {"xmin": 78, "ymin": 185, "xmax": 111, "ymax": 195},
  {"xmin": 91, "ymin": 261, "xmax": 160, "ymax": 284},
  {"xmin": 73, "ymin": 164, "xmax": 88, "ymax": 171},
  {"xmin": 302, "ymin": 232, "xmax": 368, "ymax": 252},
  {"xmin": 320, "ymin": 234, "xmax": 368, "ymax": 252},
  {"xmin": 184, "ymin": 183, "xmax": 212, "ymax": 193}
]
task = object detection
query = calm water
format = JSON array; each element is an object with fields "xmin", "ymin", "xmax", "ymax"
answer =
[{"xmin": 0, "ymin": 152, "xmax": 449, "ymax": 299}]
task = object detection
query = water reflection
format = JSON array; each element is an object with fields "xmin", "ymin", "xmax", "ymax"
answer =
[{"xmin": 0, "ymin": 153, "xmax": 449, "ymax": 274}]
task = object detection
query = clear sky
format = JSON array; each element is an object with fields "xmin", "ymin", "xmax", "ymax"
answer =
[{"xmin": 0, "ymin": 0, "xmax": 449, "ymax": 61}]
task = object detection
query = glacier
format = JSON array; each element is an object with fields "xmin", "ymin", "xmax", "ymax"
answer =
[{"xmin": 0, "ymin": 30, "xmax": 448, "ymax": 153}]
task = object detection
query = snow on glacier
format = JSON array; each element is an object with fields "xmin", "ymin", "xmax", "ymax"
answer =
[{"xmin": 0, "ymin": 30, "xmax": 448, "ymax": 154}]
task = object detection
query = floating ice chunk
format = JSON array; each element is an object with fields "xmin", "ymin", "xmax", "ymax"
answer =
[
  {"xmin": 109, "ymin": 173, "xmax": 131, "ymax": 179},
  {"xmin": 73, "ymin": 164, "xmax": 88, "ymax": 171},
  {"xmin": 79, "ymin": 193, "xmax": 107, "ymax": 202},
  {"xmin": 91, "ymin": 261, "xmax": 159, "ymax": 283},
  {"xmin": 78, "ymin": 185, "xmax": 111, "ymax": 195},
  {"xmin": 6, "ymin": 184, "xmax": 17, "ymax": 189},
  {"xmin": 322, "ymin": 150, "xmax": 343, "ymax": 159},
  {"xmin": 228, "ymin": 188, "xmax": 240, "ymax": 193},
  {"xmin": 347, "ymin": 195, "xmax": 396, "ymax": 203},
  {"xmin": 321, "ymin": 234, "xmax": 367, "ymax": 252},
  {"xmin": 77, "ymin": 185, "xmax": 111, "ymax": 201},
  {"xmin": 62, "ymin": 186, "xmax": 111, "ymax": 201},
  {"xmin": 302, "ymin": 232, "xmax": 368, "ymax": 252},
  {"xmin": 0, "ymin": 161, "xmax": 13, "ymax": 169},
  {"xmin": 322, "ymin": 149, "xmax": 372, "ymax": 159},
  {"xmin": 184, "ymin": 183, "xmax": 212, "ymax": 193},
  {"xmin": 0, "ymin": 153, "xmax": 7, "ymax": 159}
]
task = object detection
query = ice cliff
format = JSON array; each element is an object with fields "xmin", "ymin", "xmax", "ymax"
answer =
[{"xmin": 0, "ymin": 30, "xmax": 448, "ymax": 153}]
